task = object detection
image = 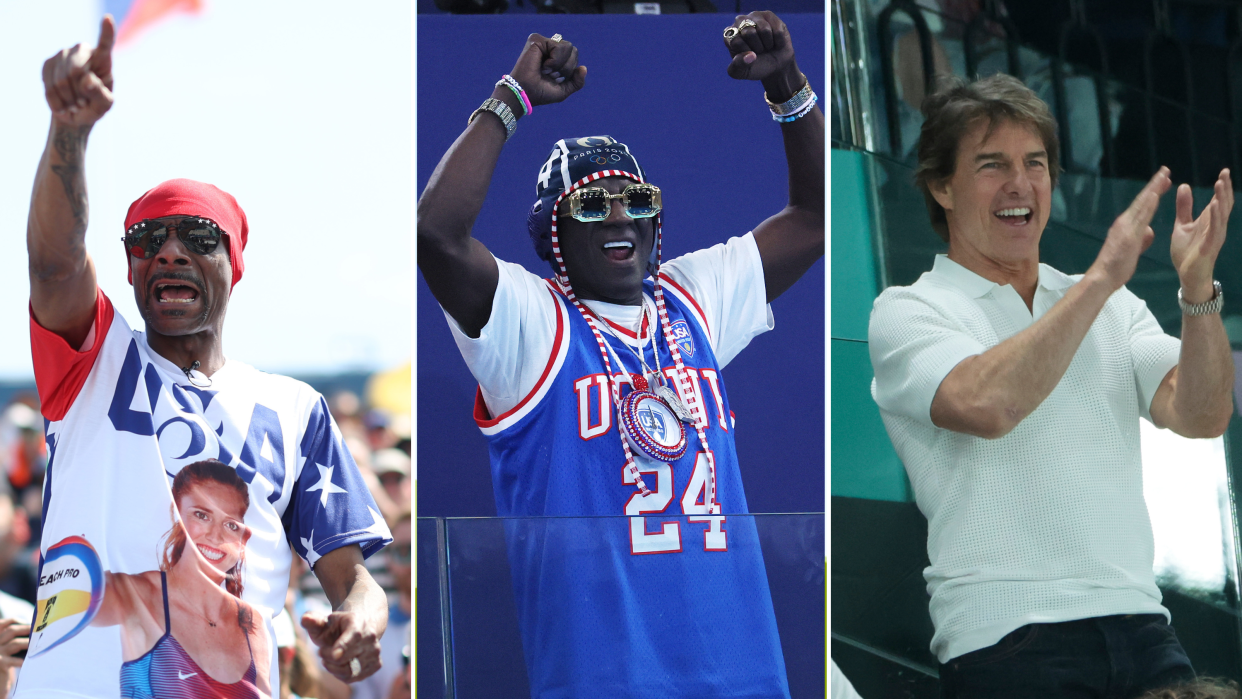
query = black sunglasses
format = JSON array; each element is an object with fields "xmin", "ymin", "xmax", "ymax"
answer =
[{"xmin": 122, "ymin": 217, "xmax": 224, "ymax": 259}]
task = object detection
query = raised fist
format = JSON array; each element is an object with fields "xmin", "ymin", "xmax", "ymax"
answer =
[
  {"xmin": 507, "ymin": 33, "xmax": 586, "ymax": 108},
  {"xmin": 43, "ymin": 15, "xmax": 115, "ymax": 127},
  {"xmin": 722, "ymin": 11, "xmax": 797, "ymax": 84}
]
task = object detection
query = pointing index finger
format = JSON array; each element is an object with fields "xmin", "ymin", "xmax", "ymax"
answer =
[
  {"xmin": 90, "ymin": 15, "xmax": 116, "ymax": 85},
  {"xmin": 95, "ymin": 15, "xmax": 116, "ymax": 57}
]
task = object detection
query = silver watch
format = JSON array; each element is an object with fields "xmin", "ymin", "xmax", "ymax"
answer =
[
  {"xmin": 468, "ymin": 98, "xmax": 517, "ymax": 141},
  {"xmin": 1178, "ymin": 280, "xmax": 1224, "ymax": 316}
]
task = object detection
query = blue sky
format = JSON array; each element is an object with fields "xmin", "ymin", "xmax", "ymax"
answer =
[{"xmin": 0, "ymin": 0, "xmax": 411, "ymax": 379}]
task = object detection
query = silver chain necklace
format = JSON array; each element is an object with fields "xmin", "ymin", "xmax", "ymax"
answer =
[{"xmin": 590, "ymin": 298, "xmax": 692, "ymax": 422}]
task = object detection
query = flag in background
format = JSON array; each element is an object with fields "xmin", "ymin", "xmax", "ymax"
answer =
[{"xmin": 104, "ymin": 0, "xmax": 203, "ymax": 44}]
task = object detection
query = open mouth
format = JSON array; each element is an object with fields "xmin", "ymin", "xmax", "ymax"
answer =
[
  {"xmin": 197, "ymin": 544, "xmax": 225, "ymax": 562},
  {"xmin": 154, "ymin": 280, "xmax": 200, "ymax": 305},
  {"xmin": 603, "ymin": 240, "xmax": 635, "ymax": 262},
  {"xmin": 994, "ymin": 207, "xmax": 1033, "ymax": 226}
]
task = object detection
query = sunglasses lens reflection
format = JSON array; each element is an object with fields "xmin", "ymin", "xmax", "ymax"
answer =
[
  {"xmin": 182, "ymin": 227, "xmax": 221, "ymax": 255},
  {"xmin": 124, "ymin": 228, "xmax": 168, "ymax": 259},
  {"xmin": 124, "ymin": 222, "xmax": 221, "ymax": 258},
  {"xmin": 625, "ymin": 187, "xmax": 658, "ymax": 217},
  {"xmin": 577, "ymin": 189, "xmax": 610, "ymax": 219}
]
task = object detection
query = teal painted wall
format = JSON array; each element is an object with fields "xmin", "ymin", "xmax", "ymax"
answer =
[
  {"xmin": 831, "ymin": 149, "xmax": 876, "ymax": 343},
  {"xmin": 831, "ymin": 148, "xmax": 913, "ymax": 502}
]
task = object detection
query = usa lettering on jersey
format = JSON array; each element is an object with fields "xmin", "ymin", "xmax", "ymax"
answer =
[
  {"xmin": 574, "ymin": 368, "xmax": 731, "ymax": 555},
  {"xmin": 108, "ymin": 339, "xmax": 288, "ymax": 504}
]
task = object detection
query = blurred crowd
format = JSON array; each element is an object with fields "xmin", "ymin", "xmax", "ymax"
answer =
[{"xmin": 0, "ymin": 383, "xmax": 412, "ymax": 699}]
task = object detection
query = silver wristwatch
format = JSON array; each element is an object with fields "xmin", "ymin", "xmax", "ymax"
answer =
[
  {"xmin": 468, "ymin": 98, "xmax": 517, "ymax": 141},
  {"xmin": 1178, "ymin": 280, "xmax": 1224, "ymax": 316}
]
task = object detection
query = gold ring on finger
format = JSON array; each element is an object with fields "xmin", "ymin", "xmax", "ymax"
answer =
[
  {"xmin": 738, "ymin": 19, "xmax": 757, "ymax": 31},
  {"xmin": 723, "ymin": 26, "xmax": 740, "ymax": 40},
  {"xmin": 551, "ymin": 33, "xmax": 563, "ymax": 42}
]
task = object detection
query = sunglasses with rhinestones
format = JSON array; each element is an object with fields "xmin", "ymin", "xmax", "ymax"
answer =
[
  {"xmin": 122, "ymin": 217, "xmax": 224, "ymax": 259},
  {"xmin": 561, "ymin": 184, "xmax": 662, "ymax": 222}
]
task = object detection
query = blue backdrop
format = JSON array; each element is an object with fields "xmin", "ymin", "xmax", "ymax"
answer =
[{"xmin": 416, "ymin": 13, "xmax": 825, "ymax": 517}]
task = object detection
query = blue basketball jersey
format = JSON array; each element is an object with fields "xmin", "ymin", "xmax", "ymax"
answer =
[{"xmin": 476, "ymin": 278, "xmax": 790, "ymax": 699}]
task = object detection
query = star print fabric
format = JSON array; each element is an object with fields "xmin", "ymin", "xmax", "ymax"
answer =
[{"xmin": 286, "ymin": 397, "xmax": 392, "ymax": 568}]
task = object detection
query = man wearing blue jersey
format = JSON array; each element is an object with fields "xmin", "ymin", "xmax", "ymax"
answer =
[{"xmin": 419, "ymin": 12, "xmax": 822, "ymax": 698}]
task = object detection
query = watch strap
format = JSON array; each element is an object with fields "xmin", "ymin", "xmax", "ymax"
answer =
[
  {"xmin": 764, "ymin": 74, "xmax": 812, "ymax": 115},
  {"xmin": 469, "ymin": 98, "xmax": 517, "ymax": 141},
  {"xmin": 1178, "ymin": 280, "xmax": 1224, "ymax": 316}
]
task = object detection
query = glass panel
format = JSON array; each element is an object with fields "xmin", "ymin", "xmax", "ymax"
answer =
[
  {"xmin": 416, "ymin": 517, "xmax": 450, "ymax": 699},
  {"xmin": 852, "ymin": 1, "xmax": 1238, "ymax": 184},
  {"xmin": 431, "ymin": 513, "xmax": 824, "ymax": 699}
]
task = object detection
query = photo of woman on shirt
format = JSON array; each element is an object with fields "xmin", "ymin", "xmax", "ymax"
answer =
[{"xmin": 92, "ymin": 459, "xmax": 271, "ymax": 698}]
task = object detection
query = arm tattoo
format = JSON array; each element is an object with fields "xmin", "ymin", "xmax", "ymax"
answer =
[{"xmin": 49, "ymin": 125, "xmax": 90, "ymax": 227}]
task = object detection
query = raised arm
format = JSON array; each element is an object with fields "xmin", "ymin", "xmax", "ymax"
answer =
[
  {"xmin": 28, "ymin": 16, "xmax": 115, "ymax": 349},
  {"xmin": 1148, "ymin": 170, "xmax": 1236, "ymax": 438},
  {"xmin": 416, "ymin": 35, "xmax": 585, "ymax": 338},
  {"xmin": 722, "ymin": 12, "xmax": 824, "ymax": 303},
  {"xmin": 931, "ymin": 169, "xmax": 1172, "ymax": 438}
]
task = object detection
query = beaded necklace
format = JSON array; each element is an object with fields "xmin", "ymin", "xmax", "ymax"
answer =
[
  {"xmin": 581, "ymin": 298, "xmax": 657, "ymax": 388},
  {"xmin": 550, "ymin": 171, "xmax": 719, "ymax": 514}
]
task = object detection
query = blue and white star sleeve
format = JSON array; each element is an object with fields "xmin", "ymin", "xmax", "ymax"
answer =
[{"xmin": 285, "ymin": 396, "xmax": 392, "ymax": 568}]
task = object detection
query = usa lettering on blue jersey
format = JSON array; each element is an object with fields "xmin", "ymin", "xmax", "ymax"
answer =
[{"xmin": 477, "ymin": 280, "xmax": 790, "ymax": 699}]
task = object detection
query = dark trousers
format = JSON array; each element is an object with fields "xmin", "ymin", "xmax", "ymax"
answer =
[{"xmin": 938, "ymin": 614, "xmax": 1195, "ymax": 699}]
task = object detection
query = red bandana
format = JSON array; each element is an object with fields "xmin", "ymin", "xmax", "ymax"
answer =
[{"xmin": 123, "ymin": 179, "xmax": 249, "ymax": 290}]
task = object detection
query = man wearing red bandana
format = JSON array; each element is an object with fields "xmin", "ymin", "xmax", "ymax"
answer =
[{"xmin": 18, "ymin": 16, "xmax": 392, "ymax": 697}]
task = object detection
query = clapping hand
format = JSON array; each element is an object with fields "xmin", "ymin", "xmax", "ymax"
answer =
[
  {"xmin": 1171, "ymin": 169, "xmax": 1233, "ymax": 303},
  {"xmin": 1089, "ymin": 167, "xmax": 1172, "ymax": 292}
]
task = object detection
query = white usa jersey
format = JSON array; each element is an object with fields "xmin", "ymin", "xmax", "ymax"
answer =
[{"xmin": 16, "ymin": 290, "xmax": 390, "ymax": 698}]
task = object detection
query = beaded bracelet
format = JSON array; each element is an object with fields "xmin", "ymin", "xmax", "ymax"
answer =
[
  {"xmin": 496, "ymin": 74, "xmax": 532, "ymax": 118},
  {"xmin": 772, "ymin": 92, "xmax": 818, "ymax": 123}
]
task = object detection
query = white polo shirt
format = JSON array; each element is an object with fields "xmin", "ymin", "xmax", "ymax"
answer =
[{"xmin": 868, "ymin": 255, "xmax": 1181, "ymax": 663}]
